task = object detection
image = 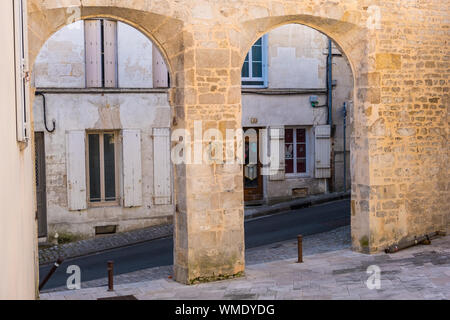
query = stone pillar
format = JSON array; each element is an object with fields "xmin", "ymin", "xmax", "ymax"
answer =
[{"xmin": 173, "ymin": 26, "xmax": 245, "ymax": 284}]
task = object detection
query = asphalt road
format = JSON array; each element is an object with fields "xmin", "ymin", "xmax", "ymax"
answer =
[{"xmin": 40, "ymin": 199, "xmax": 350, "ymax": 291}]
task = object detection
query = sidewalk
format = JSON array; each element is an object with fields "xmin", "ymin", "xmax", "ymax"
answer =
[
  {"xmin": 40, "ymin": 227, "xmax": 450, "ymax": 300},
  {"xmin": 39, "ymin": 192, "xmax": 349, "ymax": 265}
]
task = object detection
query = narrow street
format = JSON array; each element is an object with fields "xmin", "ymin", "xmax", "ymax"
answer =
[{"xmin": 40, "ymin": 199, "xmax": 350, "ymax": 291}]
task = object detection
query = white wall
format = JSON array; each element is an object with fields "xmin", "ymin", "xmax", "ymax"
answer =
[
  {"xmin": 33, "ymin": 21, "xmax": 85, "ymax": 88},
  {"xmin": 267, "ymin": 24, "xmax": 328, "ymax": 89},
  {"xmin": 117, "ymin": 22, "xmax": 154, "ymax": 88}
]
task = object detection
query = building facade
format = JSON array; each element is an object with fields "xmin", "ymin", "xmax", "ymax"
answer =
[
  {"xmin": 242, "ymin": 24, "xmax": 352, "ymax": 204},
  {"xmin": 32, "ymin": 20, "xmax": 174, "ymax": 239}
]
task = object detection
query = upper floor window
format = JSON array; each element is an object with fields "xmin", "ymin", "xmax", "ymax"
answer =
[
  {"xmin": 242, "ymin": 35, "xmax": 268, "ymax": 88},
  {"xmin": 85, "ymin": 19, "xmax": 118, "ymax": 88}
]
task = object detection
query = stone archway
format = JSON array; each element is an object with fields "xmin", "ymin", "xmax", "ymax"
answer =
[{"xmin": 26, "ymin": 0, "xmax": 448, "ymax": 288}]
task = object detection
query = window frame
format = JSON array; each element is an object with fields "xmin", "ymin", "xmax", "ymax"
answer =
[
  {"xmin": 86, "ymin": 130, "xmax": 120, "ymax": 207},
  {"xmin": 242, "ymin": 34, "xmax": 268, "ymax": 88},
  {"xmin": 285, "ymin": 127, "xmax": 310, "ymax": 177},
  {"xmin": 13, "ymin": 0, "xmax": 30, "ymax": 144}
]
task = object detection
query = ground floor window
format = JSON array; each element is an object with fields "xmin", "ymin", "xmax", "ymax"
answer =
[
  {"xmin": 285, "ymin": 128, "xmax": 307, "ymax": 174},
  {"xmin": 87, "ymin": 131, "xmax": 119, "ymax": 205}
]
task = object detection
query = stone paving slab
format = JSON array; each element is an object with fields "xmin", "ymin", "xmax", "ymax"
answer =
[{"xmin": 40, "ymin": 227, "xmax": 450, "ymax": 300}]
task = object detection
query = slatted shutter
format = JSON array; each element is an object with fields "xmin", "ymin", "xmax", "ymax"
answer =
[
  {"xmin": 314, "ymin": 125, "xmax": 331, "ymax": 178},
  {"xmin": 66, "ymin": 131, "xmax": 87, "ymax": 211},
  {"xmin": 152, "ymin": 46, "xmax": 169, "ymax": 88},
  {"xmin": 85, "ymin": 20, "xmax": 102, "ymax": 87},
  {"xmin": 269, "ymin": 126, "xmax": 285, "ymax": 181},
  {"xmin": 122, "ymin": 130, "xmax": 143, "ymax": 208},
  {"xmin": 103, "ymin": 20, "xmax": 117, "ymax": 88},
  {"xmin": 153, "ymin": 128, "xmax": 171, "ymax": 205}
]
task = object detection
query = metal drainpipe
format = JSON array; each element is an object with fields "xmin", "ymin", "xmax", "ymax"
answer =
[
  {"xmin": 343, "ymin": 102, "xmax": 347, "ymax": 192},
  {"xmin": 327, "ymin": 38, "xmax": 333, "ymax": 193},
  {"xmin": 327, "ymin": 38, "xmax": 333, "ymax": 127}
]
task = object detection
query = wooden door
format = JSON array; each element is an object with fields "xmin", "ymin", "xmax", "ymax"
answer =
[
  {"xmin": 243, "ymin": 128, "xmax": 263, "ymax": 202},
  {"xmin": 35, "ymin": 132, "xmax": 48, "ymax": 237}
]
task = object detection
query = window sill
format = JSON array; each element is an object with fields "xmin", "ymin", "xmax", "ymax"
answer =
[
  {"xmin": 88, "ymin": 201, "xmax": 120, "ymax": 208},
  {"xmin": 285, "ymin": 173, "xmax": 311, "ymax": 179}
]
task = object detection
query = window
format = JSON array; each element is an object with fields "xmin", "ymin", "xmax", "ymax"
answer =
[
  {"xmin": 285, "ymin": 128, "xmax": 307, "ymax": 174},
  {"xmin": 242, "ymin": 35, "xmax": 268, "ymax": 88},
  {"xmin": 87, "ymin": 131, "xmax": 119, "ymax": 205},
  {"xmin": 85, "ymin": 19, "xmax": 118, "ymax": 88},
  {"xmin": 13, "ymin": 0, "xmax": 30, "ymax": 143}
]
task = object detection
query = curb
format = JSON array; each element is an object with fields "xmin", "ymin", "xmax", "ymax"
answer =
[{"xmin": 244, "ymin": 192, "xmax": 351, "ymax": 220}]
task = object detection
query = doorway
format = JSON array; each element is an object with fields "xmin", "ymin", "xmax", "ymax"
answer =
[
  {"xmin": 35, "ymin": 132, "xmax": 48, "ymax": 238},
  {"xmin": 243, "ymin": 127, "xmax": 264, "ymax": 202}
]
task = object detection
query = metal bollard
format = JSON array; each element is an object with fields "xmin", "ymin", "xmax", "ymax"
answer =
[
  {"xmin": 39, "ymin": 257, "xmax": 64, "ymax": 291},
  {"xmin": 107, "ymin": 261, "xmax": 114, "ymax": 291},
  {"xmin": 297, "ymin": 235, "xmax": 303, "ymax": 263}
]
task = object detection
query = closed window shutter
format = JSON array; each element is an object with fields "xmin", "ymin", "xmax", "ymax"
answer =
[
  {"xmin": 314, "ymin": 125, "xmax": 331, "ymax": 178},
  {"xmin": 14, "ymin": 0, "xmax": 30, "ymax": 142},
  {"xmin": 269, "ymin": 126, "xmax": 285, "ymax": 181},
  {"xmin": 84, "ymin": 20, "xmax": 102, "ymax": 87},
  {"xmin": 152, "ymin": 46, "xmax": 169, "ymax": 88},
  {"xmin": 153, "ymin": 128, "xmax": 171, "ymax": 205},
  {"xmin": 122, "ymin": 130, "xmax": 143, "ymax": 207},
  {"xmin": 66, "ymin": 131, "xmax": 87, "ymax": 211},
  {"xmin": 103, "ymin": 20, "xmax": 117, "ymax": 88}
]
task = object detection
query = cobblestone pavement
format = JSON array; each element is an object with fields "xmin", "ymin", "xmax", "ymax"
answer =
[
  {"xmin": 40, "ymin": 227, "xmax": 450, "ymax": 300},
  {"xmin": 39, "ymin": 224, "xmax": 173, "ymax": 265}
]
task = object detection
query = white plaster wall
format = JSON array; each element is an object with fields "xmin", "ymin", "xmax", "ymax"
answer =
[
  {"xmin": 267, "ymin": 24, "xmax": 327, "ymax": 89},
  {"xmin": 117, "ymin": 22, "xmax": 154, "ymax": 88},
  {"xmin": 33, "ymin": 21, "xmax": 85, "ymax": 88},
  {"xmin": 242, "ymin": 94, "xmax": 328, "ymax": 127},
  {"xmin": 33, "ymin": 93, "xmax": 173, "ymax": 237}
]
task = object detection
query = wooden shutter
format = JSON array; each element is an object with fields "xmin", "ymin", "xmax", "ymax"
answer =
[
  {"xmin": 152, "ymin": 46, "xmax": 169, "ymax": 88},
  {"xmin": 122, "ymin": 130, "xmax": 143, "ymax": 207},
  {"xmin": 84, "ymin": 20, "xmax": 102, "ymax": 87},
  {"xmin": 153, "ymin": 128, "xmax": 171, "ymax": 205},
  {"xmin": 13, "ymin": 0, "xmax": 30, "ymax": 142},
  {"xmin": 103, "ymin": 20, "xmax": 117, "ymax": 88},
  {"xmin": 66, "ymin": 131, "xmax": 87, "ymax": 211},
  {"xmin": 269, "ymin": 126, "xmax": 285, "ymax": 181},
  {"xmin": 315, "ymin": 125, "xmax": 331, "ymax": 178}
]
